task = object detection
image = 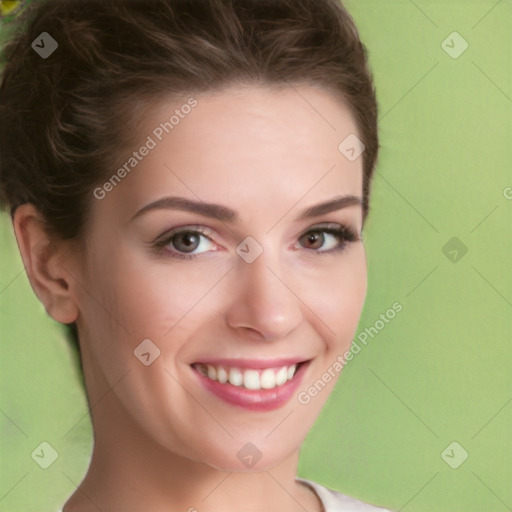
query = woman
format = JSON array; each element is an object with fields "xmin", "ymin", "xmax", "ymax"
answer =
[{"xmin": 0, "ymin": 0, "xmax": 392, "ymax": 510}]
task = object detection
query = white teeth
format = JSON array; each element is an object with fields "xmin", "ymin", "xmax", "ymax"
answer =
[
  {"xmin": 196, "ymin": 363, "xmax": 301, "ymax": 390},
  {"xmin": 275, "ymin": 366, "xmax": 288, "ymax": 386},
  {"xmin": 260, "ymin": 368, "xmax": 276, "ymax": 389},
  {"xmin": 228, "ymin": 367, "xmax": 243, "ymax": 386},
  {"xmin": 207, "ymin": 365, "xmax": 217, "ymax": 380},
  {"xmin": 217, "ymin": 366, "xmax": 228, "ymax": 383},
  {"xmin": 243, "ymin": 369, "xmax": 261, "ymax": 390}
]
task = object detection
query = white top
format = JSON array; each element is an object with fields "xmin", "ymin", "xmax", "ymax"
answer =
[
  {"xmin": 298, "ymin": 478, "xmax": 394, "ymax": 512},
  {"xmin": 57, "ymin": 479, "xmax": 393, "ymax": 512}
]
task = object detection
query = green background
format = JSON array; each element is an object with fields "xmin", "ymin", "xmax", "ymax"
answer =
[{"xmin": 1, "ymin": 1, "xmax": 511, "ymax": 511}]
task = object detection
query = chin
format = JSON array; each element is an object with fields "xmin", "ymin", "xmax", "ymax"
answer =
[{"xmin": 187, "ymin": 438, "xmax": 300, "ymax": 473}]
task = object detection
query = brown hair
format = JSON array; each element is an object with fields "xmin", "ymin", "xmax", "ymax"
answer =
[{"xmin": 0, "ymin": 0, "xmax": 378, "ymax": 346}]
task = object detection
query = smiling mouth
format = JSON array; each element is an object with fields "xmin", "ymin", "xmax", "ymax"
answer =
[
  {"xmin": 192, "ymin": 362, "xmax": 305, "ymax": 391},
  {"xmin": 190, "ymin": 358, "xmax": 311, "ymax": 410}
]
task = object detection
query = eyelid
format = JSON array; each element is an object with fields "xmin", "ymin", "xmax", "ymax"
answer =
[
  {"xmin": 307, "ymin": 221, "xmax": 351, "ymax": 230},
  {"xmin": 153, "ymin": 224, "xmax": 220, "ymax": 246},
  {"xmin": 302, "ymin": 222, "xmax": 360, "ymax": 239}
]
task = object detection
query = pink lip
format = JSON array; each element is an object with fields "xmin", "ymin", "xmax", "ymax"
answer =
[{"xmin": 191, "ymin": 361, "xmax": 309, "ymax": 411}]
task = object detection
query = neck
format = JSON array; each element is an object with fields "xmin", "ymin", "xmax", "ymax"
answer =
[{"xmin": 63, "ymin": 391, "xmax": 322, "ymax": 512}]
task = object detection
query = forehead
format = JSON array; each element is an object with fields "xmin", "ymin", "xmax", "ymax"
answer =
[{"xmin": 94, "ymin": 85, "xmax": 363, "ymax": 224}]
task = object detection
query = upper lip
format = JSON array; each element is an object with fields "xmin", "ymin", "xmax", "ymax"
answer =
[{"xmin": 191, "ymin": 357, "xmax": 311, "ymax": 369}]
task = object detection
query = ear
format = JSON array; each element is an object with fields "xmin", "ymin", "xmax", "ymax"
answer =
[{"xmin": 12, "ymin": 204, "xmax": 79, "ymax": 324}]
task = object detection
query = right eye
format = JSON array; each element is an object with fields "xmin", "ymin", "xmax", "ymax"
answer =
[{"xmin": 154, "ymin": 226, "xmax": 219, "ymax": 260}]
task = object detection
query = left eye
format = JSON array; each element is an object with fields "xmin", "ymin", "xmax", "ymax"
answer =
[
  {"xmin": 296, "ymin": 225, "xmax": 356, "ymax": 253},
  {"xmin": 298, "ymin": 231, "xmax": 338, "ymax": 251}
]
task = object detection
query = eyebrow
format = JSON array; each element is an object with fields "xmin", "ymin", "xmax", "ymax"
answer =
[{"xmin": 130, "ymin": 195, "xmax": 362, "ymax": 223}]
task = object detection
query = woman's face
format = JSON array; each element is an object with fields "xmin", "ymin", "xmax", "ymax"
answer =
[{"xmin": 72, "ymin": 84, "xmax": 367, "ymax": 471}]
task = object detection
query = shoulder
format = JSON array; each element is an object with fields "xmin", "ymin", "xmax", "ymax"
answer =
[{"xmin": 297, "ymin": 478, "xmax": 394, "ymax": 512}]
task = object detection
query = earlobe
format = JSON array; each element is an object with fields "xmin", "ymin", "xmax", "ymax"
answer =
[{"xmin": 12, "ymin": 204, "xmax": 79, "ymax": 324}]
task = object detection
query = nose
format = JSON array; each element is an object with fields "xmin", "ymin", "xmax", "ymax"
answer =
[{"xmin": 224, "ymin": 251, "xmax": 304, "ymax": 342}]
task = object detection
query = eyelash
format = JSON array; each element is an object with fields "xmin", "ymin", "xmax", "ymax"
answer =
[{"xmin": 152, "ymin": 223, "xmax": 361, "ymax": 261}]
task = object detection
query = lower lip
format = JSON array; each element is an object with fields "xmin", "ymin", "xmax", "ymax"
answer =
[{"xmin": 192, "ymin": 363, "xmax": 309, "ymax": 411}]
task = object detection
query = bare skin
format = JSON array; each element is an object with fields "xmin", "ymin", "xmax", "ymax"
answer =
[{"xmin": 14, "ymin": 84, "xmax": 367, "ymax": 511}]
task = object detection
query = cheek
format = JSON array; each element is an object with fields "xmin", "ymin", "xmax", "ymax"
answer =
[
  {"xmin": 75, "ymin": 244, "xmax": 234, "ymax": 374},
  {"xmin": 302, "ymin": 246, "xmax": 367, "ymax": 351},
  {"xmin": 118, "ymin": 259, "xmax": 233, "ymax": 340}
]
